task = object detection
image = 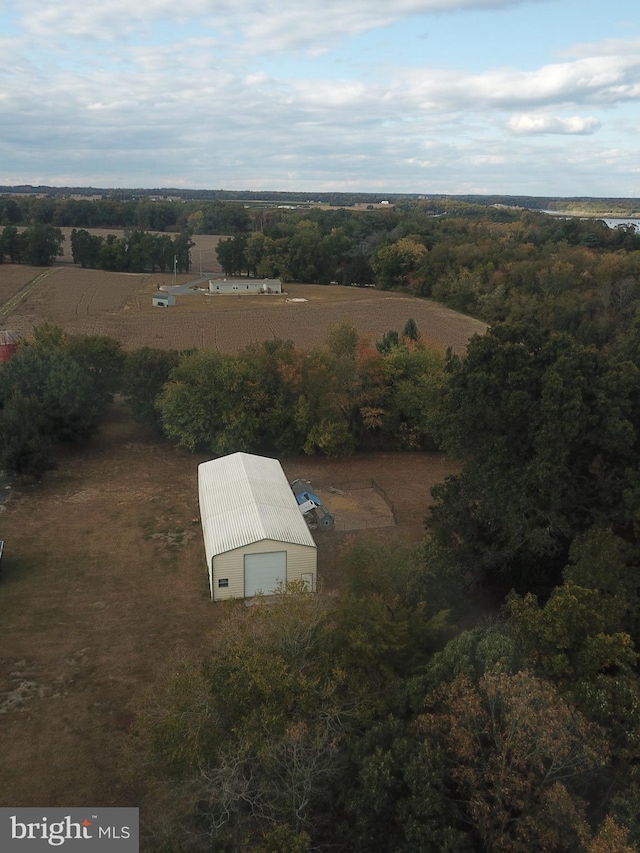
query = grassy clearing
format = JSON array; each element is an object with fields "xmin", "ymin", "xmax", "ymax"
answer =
[{"xmin": 0, "ymin": 402, "xmax": 459, "ymax": 811}]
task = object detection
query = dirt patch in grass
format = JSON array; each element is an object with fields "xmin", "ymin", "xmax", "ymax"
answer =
[{"xmin": 0, "ymin": 403, "xmax": 460, "ymax": 810}]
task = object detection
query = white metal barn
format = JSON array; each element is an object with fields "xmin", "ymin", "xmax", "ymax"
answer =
[{"xmin": 198, "ymin": 452, "xmax": 317, "ymax": 601}]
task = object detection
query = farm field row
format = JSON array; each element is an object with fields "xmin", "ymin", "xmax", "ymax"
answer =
[{"xmin": 1, "ymin": 264, "xmax": 487, "ymax": 353}]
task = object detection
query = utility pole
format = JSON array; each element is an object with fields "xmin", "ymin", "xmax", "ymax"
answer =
[{"xmin": 173, "ymin": 254, "xmax": 177, "ymax": 286}]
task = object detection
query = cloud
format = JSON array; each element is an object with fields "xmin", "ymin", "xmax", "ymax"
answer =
[
  {"xmin": 560, "ymin": 37, "xmax": 640, "ymax": 59},
  {"xmin": 506, "ymin": 113, "xmax": 602, "ymax": 135},
  {"xmin": 399, "ymin": 54, "xmax": 640, "ymax": 112},
  {"xmin": 15, "ymin": 0, "xmax": 533, "ymax": 51}
]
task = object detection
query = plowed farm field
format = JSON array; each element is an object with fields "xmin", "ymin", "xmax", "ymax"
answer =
[{"xmin": 0, "ymin": 263, "xmax": 486, "ymax": 353}]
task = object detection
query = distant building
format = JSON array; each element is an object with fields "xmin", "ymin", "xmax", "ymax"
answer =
[
  {"xmin": 152, "ymin": 294, "xmax": 176, "ymax": 307},
  {"xmin": 0, "ymin": 330, "xmax": 20, "ymax": 362},
  {"xmin": 208, "ymin": 278, "xmax": 282, "ymax": 295}
]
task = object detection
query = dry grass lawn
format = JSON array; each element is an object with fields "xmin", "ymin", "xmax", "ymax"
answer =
[{"xmin": 0, "ymin": 403, "xmax": 460, "ymax": 810}]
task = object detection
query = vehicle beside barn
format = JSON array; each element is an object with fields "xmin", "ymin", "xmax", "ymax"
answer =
[
  {"xmin": 290, "ymin": 478, "xmax": 335, "ymax": 529},
  {"xmin": 198, "ymin": 452, "xmax": 317, "ymax": 601}
]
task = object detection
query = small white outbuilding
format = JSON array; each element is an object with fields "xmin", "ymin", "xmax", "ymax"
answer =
[
  {"xmin": 198, "ymin": 452, "xmax": 317, "ymax": 601},
  {"xmin": 152, "ymin": 293, "xmax": 176, "ymax": 307}
]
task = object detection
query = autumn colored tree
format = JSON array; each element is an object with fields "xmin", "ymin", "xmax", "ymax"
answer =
[
  {"xmin": 138, "ymin": 587, "xmax": 349, "ymax": 850},
  {"xmin": 416, "ymin": 669, "xmax": 609, "ymax": 852},
  {"xmin": 372, "ymin": 237, "xmax": 428, "ymax": 290},
  {"xmin": 238, "ymin": 338, "xmax": 308, "ymax": 454}
]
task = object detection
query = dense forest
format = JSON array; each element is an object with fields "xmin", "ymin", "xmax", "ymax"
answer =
[{"xmin": 3, "ymin": 196, "xmax": 640, "ymax": 850}]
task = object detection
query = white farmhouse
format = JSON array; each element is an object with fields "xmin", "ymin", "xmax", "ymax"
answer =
[
  {"xmin": 208, "ymin": 278, "xmax": 282, "ymax": 294},
  {"xmin": 198, "ymin": 452, "xmax": 317, "ymax": 601}
]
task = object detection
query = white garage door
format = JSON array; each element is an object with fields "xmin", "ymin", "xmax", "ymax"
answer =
[{"xmin": 244, "ymin": 551, "xmax": 287, "ymax": 597}]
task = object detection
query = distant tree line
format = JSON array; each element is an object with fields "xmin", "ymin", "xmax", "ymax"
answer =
[
  {"xmin": 0, "ymin": 224, "xmax": 193, "ymax": 273},
  {"xmin": 0, "ymin": 224, "xmax": 65, "ymax": 266},
  {"xmin": 69, "ymin": 229, "xmax": 193, "ymax": 273},
  {"xmin": 5, "ymin": 185, "xmax": 640, "ymax": 215},
  {"xmin": 0, "ymin": 195, "xmax": 251, "ymax": 234}
]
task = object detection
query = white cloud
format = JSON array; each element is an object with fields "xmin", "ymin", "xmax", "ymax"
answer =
[
  {"xmin": 560, "ymin": 37, "xmax": 640, "ymax": 59},
  {"xmin": 15, "ymin": 0, "xmax": 533, "ymax": 51},
  {"xmin": 506, "ymin": 113, "xmax": 602, "ymax": 135},
  {"xmin": 399, "ymin": 54, "xmax": 640, "ymax": 111}
]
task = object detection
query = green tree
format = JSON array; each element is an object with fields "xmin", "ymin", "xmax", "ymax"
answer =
[
  {"xmin": 65, "ymin": 333, "xmax": 125, "ymax": 406},
  {"xmin": 244, "ymin": 232, "xmax": 267, "ymax": 277},
  {"xmin": 19, "ymin": 224, "xmax": 64, "ymax": 265},
  {"xmin": 0, "ymin": 343, "xmax": 103, "ymax": 442},
  {"xmin": 429, "ymin": 323, "xmax": 639, "ymax": 594},
  {"xmin": 98, "ymin": 234, "xmax": 127, "ymax": 270},
  {"xmin": 289, "ymin": 220, "xmax": 323, "ymax": 282},
  {"xmin": 257, "ymin": 237, "xmax": 292, "ymax": 281},
  {"xmin": 216, "ymin": 235, "xmax": 246, "ymax": 276},
  {"xmin": 372, "ymin": 238, "xmax": 428, "ymax": 290},
  {"xmin": 156, "ymin": 350, "xmax": 265, "ymax": 453},
  {"xmin": 0, "ymin": 225, "xmax": 22, "ymax": 263},
  {"xmin": 239, "ymin": 338, "xmax": 307, "ymax": 454},
  {"xmin": 70, "ymin": 228, "xmax": 102, "ymax": 268},
  {"xmin": 380, "ymin": 342, "xmax": 446, "ymax": 450},
  {"xmin": 402, "ymin": 317, "xmax": 419, "ymax": 342},
  {"xmin": 0, "ymin": 390, "xmax": 55, "ymax": 481},
  {"xmin": 121, "ymin": 347, "xmax": 182, "ymax": 428}
]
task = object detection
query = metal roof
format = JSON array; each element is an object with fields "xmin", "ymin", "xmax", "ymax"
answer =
[
  {"xmin": 0, "ymin": 330, "xmax": 20, "ymax": 346},
  {"xmin": 198, "ymin": 452, "xmax": 316, "ymax": 565}
]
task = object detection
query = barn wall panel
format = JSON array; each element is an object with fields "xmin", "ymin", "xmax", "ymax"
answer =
[{"xmin": 211, "ymin": 539, "xmax": 317, "ymax": 601}]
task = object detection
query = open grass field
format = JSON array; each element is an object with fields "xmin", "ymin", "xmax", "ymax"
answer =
[
  {"xmin": 1, "ymin": 263, "xmax": 486, "ymax": 353},
  {"xmin": 0, "ymin": 402, "xmax": 461, "ymax": 812}
]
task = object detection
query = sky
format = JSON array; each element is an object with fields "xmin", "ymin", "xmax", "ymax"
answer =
[{"xmin": 1, "ymin": 0, "xmax": 640, "ymax": 196}]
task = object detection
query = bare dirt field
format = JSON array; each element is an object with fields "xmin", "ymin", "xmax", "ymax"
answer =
[
  {"xmin": 0, "ymin": 402, "xmax": 460, "ymax": 811},
  {"xmin": 1, "ymin": 264, "xmax": 486, "ymax": 353}
]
